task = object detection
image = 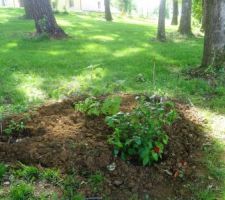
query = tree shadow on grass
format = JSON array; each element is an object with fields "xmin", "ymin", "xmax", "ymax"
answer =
[{"xmin": 0, "ymin": 9, "xmax": 224, "ymax": 114}]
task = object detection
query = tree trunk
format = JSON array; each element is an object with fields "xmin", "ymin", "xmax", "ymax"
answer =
[
  {"xmin": 104, "ymin": 0, "xmax": 113, "ymax": 21},
  {"xmin": 179, "ymin": 0, "xmax": 192, "ymax": 35},
  {"xmin": 171, "ymin": 0, "xmax": 178, "ymax": 25},
  {"xmin": 201, "ymin": 0, "xmax": 225, "ymax": 68},
  {"xmin": 28, "ymin": 0, "xmax": 67, "ymax": 38},
  {"xmin": 64, "ymin": 0, "xmax": 70, "ymax": 12},
  {"xmin": 13, "ymin": 0, "xmax": 16, "ymax": 7},
  {"xmin": 157, "ymin": 0, "xmax": 166, "ymax": 41},
  {"xmin": 200, "ymin": 0, "xmax": 205, "ymax": 31},
  {"xmin": 0, "ymin": 0, "xmax": 6, "ymax": 6},
  {"xmin": 23, "ymin": 0, "xmax": 33, "ymax": 19}
]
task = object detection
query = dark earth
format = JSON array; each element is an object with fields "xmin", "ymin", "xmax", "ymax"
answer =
[{"xmin": 0, "ymin": 94, "xmax": 208, "ymax": 200}]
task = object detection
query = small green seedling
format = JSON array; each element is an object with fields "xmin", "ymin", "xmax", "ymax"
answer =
[
  {"xmin": 15, "ymin": 164, "xmax": 39, "ymax": 181},
  {"xmin": 10, "ymin": 182, "xmax": 34, "ymax": 200},
  {"xmin": 75, "ymin": 96, "xmax": 121, "ymax": 117},
  {"xmin": 3, "ymin": 120, "xmax": 25, "ymax": 136},
  {"xmin": 62, "ymin": 174, "xmax": 81, "ymax": 200},
  {"xmin": 41, "ymin": 168, "xmax": 61, "ymax": 184},
  {"xmin": 88, "ymin": 171, "xmax": 104, "ymax": 193}
]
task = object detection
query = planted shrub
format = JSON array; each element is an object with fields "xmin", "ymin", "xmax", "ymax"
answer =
[
  {"xmin": 75, "ymin": 96, "xmax": 121, "ymax": 116},
  {"xmin": 106, "ymin": 98, "xmax": 178, "ymax": 166}
]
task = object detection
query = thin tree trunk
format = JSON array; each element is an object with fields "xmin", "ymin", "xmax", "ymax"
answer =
[
  {"xmin": 157, "ymin": 0, "xmax": 166, "ymax": 41},
  {"xmin": 0, "ymin": 0, "xmax": 6, "ymax": 6},
  {"xmin": 28, "ymin": 0, "xmax": 67, "ymax": 38},
  {"xmin": 179, "ymin": 0, "xmax": 192, "ymax": 35},
  {"xmin": 104, "ymin": 0, "xmax": 113, "ymax": 21},
  {"xmin": 171, "ymin": 0, "xmax": 178, "ymax": 25},
  {"xmin": 201, "ymin": 0, "xmax": 225, "ymax": 68},
  {"xmin": 200, "ymin": 0, "xmax": 206, "ymax": 32}
]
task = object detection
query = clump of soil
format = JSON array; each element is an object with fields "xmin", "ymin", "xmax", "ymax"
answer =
[{"xmin": 0, "ymin": 94, "xmax": 207, "ymax": 200}]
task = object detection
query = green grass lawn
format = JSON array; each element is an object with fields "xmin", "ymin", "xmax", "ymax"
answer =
[
  {"xmin": 0, "ymin": 8, "xmax": 224, "ymax": 116},
  {"xmin": 0, "ymin": 8, "xmax": 225, "ymax": 199}
]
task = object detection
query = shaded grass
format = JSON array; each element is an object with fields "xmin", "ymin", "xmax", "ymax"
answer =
[{"xmin": 0, "ymin": 8, "xmax": 224, "ymax": 116}]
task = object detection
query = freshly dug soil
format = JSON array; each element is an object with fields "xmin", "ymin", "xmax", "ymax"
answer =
[{"xmin": 0, "ymin": 94, "xmax": 207, "ymax": 200}]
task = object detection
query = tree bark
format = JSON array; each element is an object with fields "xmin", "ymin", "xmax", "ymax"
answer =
[
  {"xmin": 179, "ymin": 0, "xmax": 192, "ymax": 35},
  {"xmin": 104, "ymin": 0, "xmax": 113, "ymax": 21},
  {"xmin": 23, "ymin": 0, "xmax": 33, "ymax": 19},
  {"xmin": 201, "ymin": 0, "xmax": 225, "ymax": 68},
  {"xmin": 171, "ymin": 0, "xmax": 178, "ymax": 25},
  {"xmin": 28, "ymin": 0, "xmax": 67, "ymax": 38},
  {"xmin": 157, "ymin": 0, "xmax": 166, "ymax": 41}
]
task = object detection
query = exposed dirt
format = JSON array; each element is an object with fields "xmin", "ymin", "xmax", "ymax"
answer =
[{"xmin": 0, "ymin": 94, "xmax": 208, "ymax": 200}]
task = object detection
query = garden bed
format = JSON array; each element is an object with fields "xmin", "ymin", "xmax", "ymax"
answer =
[{"xmin": 0, "ymin": 94, "xmax": 207, "ymax": 199}]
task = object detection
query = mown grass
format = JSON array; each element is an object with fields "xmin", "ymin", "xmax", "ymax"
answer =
[{"xmin": 0, "ymin": 8, "xmax": 224, "ymax": 117}]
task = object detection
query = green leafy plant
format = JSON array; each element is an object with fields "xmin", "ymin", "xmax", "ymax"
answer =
[
  {"xmin": 101, "ymin": 96, "xmax": 121, "ymax": 115},
  {"xmin": 88, "ymin": 171, "xmax": 104, "ymax": 193},
  {"xmin": 41, "ymin": 168, "xmax": 61, "ymax": 184},
  {"xmin": 75, "ymin": 96, "xmax": 121, "ymax": 117},
  {"xmin": 15, "ymin": 164, "xmax": 39, "ymax": 182},
  {"xmin": 10, "ymin": 182, "xmax": 34, "ymax": 200},
  {"xmin": 0, "ymin": 163, "xmax": 7, "ymax": 182},
  {"xmin": 106, "ymin": 98, "xmax": 178, "ymax": 166},
  {"xmin": 3, "ymin": 120, "xmax": 25, "ymax": 136},
  {"xmin": 62, "ymin": 175, "xmax": 81, "ymax": 200},
  {"xmin": 75, "ymin": 97, "xmax": 101, "ymax": 116},
  {"xmin": 71, "ymin": 194, "xmax": 85, "ymax": 200}
]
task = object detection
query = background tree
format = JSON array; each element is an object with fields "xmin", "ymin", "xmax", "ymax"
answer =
[
  {"xmin": 28, "ymin": 0, "xmax": 67, "ymax": 38},
  {"xmin": 113, "ymin": 0, "xmax": 133, "ymax": 15},
  {"xmin": 23, "ymin": 0, "xmax": 33, "ymax": 19},
  {"xmin": 157, "ymin": 0, "xmax": 166, "ymax": 41},
  {"xmin": 193, "ymin": 0, "xmax": 205, "ymax": 31},
  {"xmin": 171, "ymin": 0, "xmax": 178, "ymax": 25},
  {"xmin": 179, "ymin": 0, "xmax": 192, "ymax": 35},
  {"xmin": 200, "ymin": 0, "xmax": 206, "ymax": 31},
  {"xmin": 1, "ymin": 0, "xmax": 6, "ymax": 6},
  {"xmin": 201, "ymin": 0, "xmax": 225, "ymax": 68},
  {"xmin": 104, "ymin": 0, "xmax": 113, "ymax": 21}
]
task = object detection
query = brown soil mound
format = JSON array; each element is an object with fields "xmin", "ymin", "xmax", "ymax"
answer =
[{"xmin": 0, "ymin": 94, "xmax": 207, "ymax": 200}]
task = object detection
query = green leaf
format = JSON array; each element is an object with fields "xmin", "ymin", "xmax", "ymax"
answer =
[
  {"xmin": 162, "ymin": 134, "xmax": 169, "ymax": 144},
  {"xmin": 152, "ymin": 152, "xmax": 159, "ymax": 161},
  {"xmin": 143, "ymin": 155, "xmax": 150, "ymax": 166}
]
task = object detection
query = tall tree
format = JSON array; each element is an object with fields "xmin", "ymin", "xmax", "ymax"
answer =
[
  {"xmin": 104, "ymin": 0, "xmax": 113, "ymax": 21},
  {"xmin": 179, "ymin": 0, "xmax": 192, "ymax": 35},
  {"xmin": 157, "ymin": 0, "xmax": 166, "ymax": 41},
  {"xmin": 201, "ymin": 0, "xmax": 225, "ymax": 68},
  {"xmin": 171, "ymin": 0, "xmax": 178, "ymax": 25},
  {"xmin": 28, "ymin": 0, "xmax": 67, "ymax": 38}
]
